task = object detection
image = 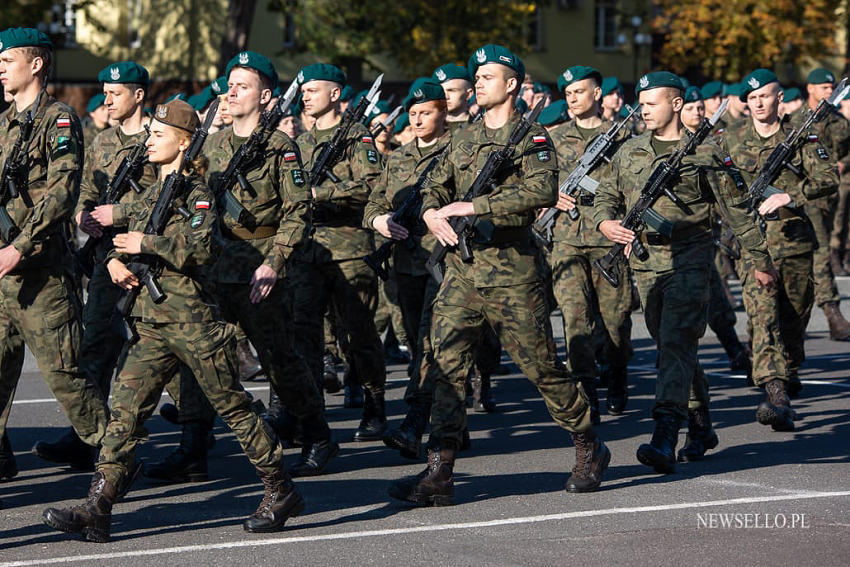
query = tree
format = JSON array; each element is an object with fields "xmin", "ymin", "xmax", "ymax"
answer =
[
  {"xmin": 218, "ymin": 0, "xmax": 258, "ymax": 75},
  {"xmin": 653, "ymin": 0, "xmax": 841, "ymax": 82}
]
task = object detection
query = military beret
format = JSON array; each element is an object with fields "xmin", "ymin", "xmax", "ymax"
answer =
[
  {"xmin": 188, "ymin": 86, "xmax": 216, "ymax": 111},
  {"xmin": 86, "ymin": 93, "xmax": 106, "ymax": 114},
  {"xmin": 297, "ymin": 63, "xmax": 346, "ymax": 87},
  {"xmin": 601, "ymin": 76, "xmax": 623, "ymax": 97},
  {"xmin": 469, "ymin": 94, "xmax": 477, "ymax": 106},
  {"xmin": 683, "ymin": 86, "xmax": 702, "ymax": 103},
  {"xmin": 97, "ymin": 61, "xmax": 149, "ymax": 86},
  {"xmin": 366, "ymin": 100, "xmax": 391, "ymax": 126},
  {"xmin": 739, "ymin": 69, "xmax": 778, "ymax": 101},
  {"xmin": 557, "ymin": 65, "xmax": 603, "ymax": 93},
  {"xmin": 533, "ymin": 81, "xmax": 550, "ymax": 94},
  {"xmin": 166, "ymin": 93, "xmax": 188, "ymax": 103},
  {"xmin": 724, "ymin": 82, "xmax": 743, "ymax": 97},
  {"xmin": 226, "ymin": 51, "xmax": 279, "ymax": 89},
  {"xmin": 537, "ymin": 100, "xmax": 569, "ymax": 127},
  {"xmin": 515, "ymin": 98, "xmax": 529, "ymax": 114},
  {"xmin": 619, "ymin": 104, "xmax": 635, "ymax": 119},
  {"xmin": 272, "ymin": 84, "xmax": 283, "ymax": 98},
  {"xmin": 433, "ymin": 63, "xmax": 471, "ymax": 84},
  {"xmin": 0, "ymin": 27, "xmax": 52, "ymax": 53},
  {"xmin": 210, "ymin": 76, "xmax": 228, "ymax": 96},
  {"xmin": 403, "ymin": 77, "xmax": 446, "ymax": 111},
  {"xmin": 782, "ymin": 87, "xmax": 802, "ymax": 102},
  {"xmin": 153, "ymin": 100, "xmax": 200, "ymax": 133},
  {"xmin": 467, "ymin": 44, "xmax": 525, "ymax": 82},
  {"xmin": 635, "ymin": 71, "xmax": 684, "ymax": 96},
  {"xmin": 392, "ymin": 112, "xmax": 410, "ymax": 134},
  {"xmin": 340, "ymin": 84, "xmax": 355, "ymax": 101},
  {"xmin": 700, "ymin": 80, "xmax": 724, "ymax": 99},
  {"xmin": 807, "ymin": 68, "xmax": 836, "ymax": 86},
  {"xmin": 679, "ymin": 77, "xmax": 691, "ymax": 89}
]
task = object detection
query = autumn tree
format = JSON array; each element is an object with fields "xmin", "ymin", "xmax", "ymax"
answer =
[{"xmin": 653, "ymin": 0, "xmax": 841, "ymax": 82}]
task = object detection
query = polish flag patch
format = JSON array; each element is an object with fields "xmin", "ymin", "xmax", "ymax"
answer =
[
  {"xmin": 807, "ymin": 134, "xmax": 819, "ymax": 142},
  {"xmin": 56, "ymin": 117, "xmax": 71, "ymax": 128},
  {"xmin": 362, "ymin": 136, "xmax": 373, "ymax": 144},
  {"xmin": 283, "ymin": 151, "xmax": 297, "ymax": 162},
  {"xmin": 195, "ymin": 201, "xmax": 210, "ymax": 210},
  {"xmin": 723, "ymin": 156, "xmax": 733, "ymax": 166},
  {"xmin": 532, "ymin": 135, "xmax": 547, "ymax": 144}
]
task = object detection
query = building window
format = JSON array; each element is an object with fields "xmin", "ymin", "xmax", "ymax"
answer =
[
  {"xmin": 594, "ymin": 1, "xmax": 619, "ymax": 51},
  {"xmin": 282, "ymin": 11, "xmax": 295, "ymax": 48},
  {"xmin": 529, "ymin": 7, "xmax": 542, "ymax": 51}
]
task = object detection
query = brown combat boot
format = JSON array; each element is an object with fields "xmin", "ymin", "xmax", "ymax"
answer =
[
  {"xmin": 756, "ymin": 379, "xmax": 796, "ymax": 431},
  {"xmin": 388, "ymin": 447, "xmax": 455, "ymax": 506},
  {"xmin": 566, "ymin": 429, "xmax": 610, "ymax": 493},
  {"xmin": 43, "ymin": 472, "xmax": 117, "ymax": 542},
  {"xmin": 823, "ymin": 302, "xmax": 850, "ymax": 341},
  {"xmin": 830, "ymin": 250, "xmax": 848, "ymax": 277},
  {"xmin": 243, "ymin": 468, "xmax": 305, "ymax": 533},
  {"xmin": 236, "ymin": 338, "xmax": 264, "ymax": 381}
]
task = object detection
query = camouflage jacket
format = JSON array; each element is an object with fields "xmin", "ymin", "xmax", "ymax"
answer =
[
  {"xmin": 296, "ymin": 121, "xmax": 383, "ymax": 262},
  {"xmin": 720, "ymin": 116, "xmax": 838, "ymax": 260},
  {"xmin": 0, "ymin": 94, "xmax": 83, "ymax": 270},
  {"xmin": 363, "ymin": 131, "xmax": 450, "ymax": 276},
  {"xmin": 421, "ymin": 111, "xmax": 558, "ymax": 287},
  {"xmin": 109, "ymin": 174, "xmax": 219, "ymax": 323},
  {"xmin": 791, "ymin": 104, "xmax": 850, "ymax": 170},
  {"xmin": 594, "ymin": 130, "xmax": 771, "ymax": 273},
  {"xmin": 75, "ymin": 125, "xmax": 157, "ymax": 228},
  {"xmin": 83, "ymin": 122, "xmax": 108, "ymax": 150},
  {"xmin": 206, "ymin": 127, "xmax": 311, "ymax": 283},
  {"xmin": 549, "ymin": 118, "xmax": 629, "ymax": 247}
]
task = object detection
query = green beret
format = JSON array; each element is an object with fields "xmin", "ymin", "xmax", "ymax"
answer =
[
  {"xmin": 700, "ymin": 80, "xmax": 724, "ymax": 99},
  {"xmin": 515, "ymin": 98, "xmax": 529, "ymax": 114},
  {"xmin": 226, "ymin": 51, "xmax": 279, "ymax": 89},
  {"xmin": 340, "ymin": 84, "xmax": 355, "ymax": 101},
  {"xmin": 297, "ymin": 63, "xmax": 346, "ymax": 87},
  {"xmin": 403, "ymin": 77, "xmax": 446, "ymax": 111},
  {"xmin": 533, "ymin": 81, "xmax": 550, "ymax": 94},
  {"xmin": 724, "ymin": 82, "xmax": 743, "ymax": 97},
  {"xmin": 97, "ymin": 61, "xmax": 149, "ymax": 86},
  {"xmin": 739, "ymin": 69, "xmax": 778, "ymax": 101},
  {"xmin": 635, "ymin": 71, "xmax": 684, "ymax": 96},
  {"xmin": 188, "ymin": 86, "xmax": 216, "ymax": 111},
  {"xmin": 469, "ymin": 94, "xmax": 477, "ymax": 105},
  {"xmin": 467, "ymin": 44, "xmax": 525, "ymax": 82},
  {"xmin": 807, "ymin": 67, "xmax": 836, "ymax": 86},
  {"xmin": 0, "ymin": 27, "xmax": 52, "ymax": 53},
  {"xmin": 683, "ymin": 86, "xmax": 702, "ymax": 103},
  {"xmin": 782, "ymin": 87, "xmax": 802, "ymax": 102},
  {"xmin": 392, "ymin": 112, "xmax": 410, "ymax": 134},
  {"xmin": 272, "ymin": 84, "xmax": 283, "ymax": 98},
  {"xmin": 679, "ymin": 77, "xmax": 691, "ymax": 89},
  {"xmin": 433, "ymin": 64, "xmax": 471, "ymax": 84},
  {"xmin": 154, "ymin": 100, "xmax": 200, "ymax": 133},
  {"xmin": 166, "ymin": 93, "xmax": 188, "ymax": 103},
  {"xmin": 86, "ymin": 93, "xmax": 106, "ymax": 114},
  {"xmin": 557, "ymin": 66, "xmax": 603, "ymax": 93},
  {"xmin": 210, "ymin": 76, "xmax": 228, "ymax": 96},
  {"xmin": 366, "ymin": 100, "xmax": 391, "ymax": 126},
  {"xmin": 537, "ymin": 100, "xmax": 569, "ymax": 127},
  {"xmin": 601, "ymin": 76, "xmax": 622, "ymax": 97},
  {"xmin": 619, "ymin": 104, "xmax": 635, "ymax": 119}
]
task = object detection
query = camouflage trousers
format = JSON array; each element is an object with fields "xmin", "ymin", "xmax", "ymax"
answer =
[
  {"xmin": 550, "ymin": 243, "xmax": 633, "ymax": 380},
  {"xmin": 634, "ymin": 264, "xmax": 711, "ymax": 420},
  {"xmin": 374, "ymin": 267, "xmax": 409, "ymax": 346},
  {"xmin": 79, "ymin": 263, "xmax": 127, "ymax": 398},
  {"xmin": 706, "ymin": 262, "xmax": 738, "ymax": 340},
  {"xmin": 0, "ymin": 267, "xmax": 108, "ymax": 444},
  {"xmin": 742, "ymin": 251, "xmax": 813, "ymax": 379},
  {"xmin": 805, "ymin": 197, "xmax": 840, "ymax": 307},
  {"xmin": 830, "ymin": 176, "xmax": 850, "ymax": 253},
  {"xmin": 428, "ymin": 272, "xmax": 591, "ymax": 450},
  {"xmin": 98, "ymin": 319, "xmax": 283, "ymax": 487},
  {"xmin": 290, "ymin": 258, "xmax": 386, "ymax": 394}
]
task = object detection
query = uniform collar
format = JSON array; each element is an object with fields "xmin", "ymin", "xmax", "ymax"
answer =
[{"xmin": 403, "ymin": 130, "xmax": 450, "ymax": 160}]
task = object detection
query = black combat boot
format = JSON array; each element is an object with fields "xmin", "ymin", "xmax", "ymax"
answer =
[
  {"xmin": 263, "ymin": 389, "xmax": 302, "ymax": 447},
  {"xmin": 157, "ymin": 403, "xmax": 217, "ymax": 450},
  {"xmin": 32, "ymin": 427, "xmax": 96, "ymax": 471},
  {"xmin": 756, "ymin": 379, "xmax": 796, "ymax": 431},
  {"xmin": 472, "ymin": 370, "xmax": 496, "ymax": 413},
  {"xmin": 290, "ymin": 413, "xmax": 338, "ymax": 477},
  {"xmin": 786, "ymin": 371, "xmax": 803, "ymax": 399},
  {"xmin": 236, "ymin": 337, "xmax": 264, "ymax": 381},
  {"xmin": 243, "ymin": 468, "xmax": 305, "ymax": 533},
  {"xmin": 343, "ymin": 361, "xmax": 364, "ymax": 408},
  {"xmin": 715, "ymin": 325, "xmax": 753, "ymax": 376},
  {"xmin": 143, "ymin": 420, "xmax": 210, "ymax": 482},
  {"xmin": 606, "ymin": 365, "xmax": 629, "ymax": 415},
  {"xmin": 383, "ymin": 404, "xmax": 429, "ymax": 459},
  {"xmin": 43, "ymin": 472, "xmax": 117, "ymax": 543},
  {"xmin": 1, "ymin": 432, "xmax": 18, "ymax": 480},
  {"xmin": 677, "ymin": 406, "xmax": 719, "ymax": 462},
  {"xmin": 565, "ymin": 429, "xmax": 611, "ymax": 493},
  {"xmin": 353, "ymin": 389, "xmax": 387, "ymax": 441},
  {"xmin": 636, "ymin": 414, "xmax": 680, "ymax": 474},
  {"xmin": 388, "ymin": 447, "xmax": 455, "ymax": 506},
  {"xmin": 580, "ymin": 378, "xmax": 601, "ymax": 425},
  {"xmin": 322, "ymin": 353, "xmax": 342, "ymax": 394}
]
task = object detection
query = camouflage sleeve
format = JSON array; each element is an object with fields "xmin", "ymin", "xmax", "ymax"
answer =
[
  {"xmin": 362, "ymin": 153, "xmax": 393, "ymax": 230},
  {"xmin": 420, "ymin": 138, "xmax": 456, "ymax": 214},
  {"xmin": 800, "ymin": 139, "xmax": 839, "ymax": 201},
  {"xmin": 264, "ymin": 139, "xmax": 311, "ymax": 275},
  {"xmin": 827, "ymin": 114, "xmax": 850, "ymax": 168},
  {"xmin": 313, "ymin": 133, "xmax": 383, "ymax": 206},
  {"xmin": 471, "ymin": 129, "xmax": 558, "ymax": 216},
  {"xmin": 12, "ymin": 111, "xmax": 82, "ymax": 258},
  {"xmin": 112, "ymin": 200, "xmax": 149, "ymax": 228},
  {"xmin": 75, "ymin": 136, "xmax": 100, "ymax": 218},
  {"xmin": 592, "ymin": 153, "xmax": 625, "ymax": 229},
  {"xmin": 140, "ymin": 182, "xmax": 216, "ymax": 271}
]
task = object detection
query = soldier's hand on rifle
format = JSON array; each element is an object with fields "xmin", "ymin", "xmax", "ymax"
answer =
[
  {"xmin": 76, "ymin": 210, "xmax": 104, "ymax": 237},
  {"xmin": 599, "ymin": 219, "xmax": 635, "ymax": 245},
  {"xmin": 107, "ymin": 258, "xmax": 139, "ymax": 290},
  {"xmin": 0, "ymin": 246, "xmax": 22, "ymax": 280},
  {"xmin": 250, "ymin": 264, "xmax": 277, "ymax": 304},
  {"xmin": 113, "ymin": 231, "xmax": 144, "ymax": 255},
  {"xmin": 754, "ymin": 266, "xmax": 778, "ymax": 290},
  {"xmin": 555, "ymin": 192, "xmax": 577, "ymax": 212},
  {"xmin": 423, "ymin": 208, "xmax": 458, "ymax": 246},
  {"xmin": 92, "ymin": 205, "xmax": 116, "ymax": 228},
  {"xmin": 758, "ymin": 192, "xmax": 792, "ymax": 216},
  {"xmin": 372, "ymin": 214, "xmax": 409, "ymax": 240}
]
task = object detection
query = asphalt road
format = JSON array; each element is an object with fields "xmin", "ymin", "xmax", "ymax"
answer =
[{"xmin": 0, "ymin": 278, "xmax": 848, "ymax": 566}]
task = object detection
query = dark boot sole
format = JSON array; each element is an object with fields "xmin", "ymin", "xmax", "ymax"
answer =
[
  {"xmin": 43, "ymin": 509, "xmax": 110, "ymax": 543},
  {"xmin": 353, "ymin": 426, "xmax": 388, "ymax": 442},
  {"xmin": 636, "ymin": 444, "xmax": 676, "ymax": 474},
  {"xmin": 382, "ymin": 432, "xmax": 421, "ymax": 459},
  {"xmin": 677, "ymin": 431, "xmax": 719, "ymax": 462},
  {"xmin": 756, "ymin": 404, "xmax": 795, "ymax": 432},
  {"xmin": 243, "ymin": 500, "xmax": 305, "ymax": 533},
  {"xmin": 0, "ymin": 463, "xmax": 18, "ymax": 480},
  {"xmin": 407, "ymin": 492, "xmax": 454, "ymax": 506},
  {"xmin": 290, "ymin": 443, "xmax": 340, "ymax": 478},
  {"xmin": 566, "ymin": 444, "xmax": 611, "ymax": 493}
]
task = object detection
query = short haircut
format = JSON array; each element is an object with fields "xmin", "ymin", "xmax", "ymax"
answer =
[{"xmin": 20, "ymin": 46, "xmax": 52, "ymax": 83}]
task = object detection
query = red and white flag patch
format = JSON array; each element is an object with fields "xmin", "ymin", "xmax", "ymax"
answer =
[
  {"xmin": 532, "ymin": 135, "xmax": 547, "ymax": 144},
  {"xmin": 723, "ymin": 156, "xmax": 733, "ymax": 166},
  {"xmin": 194, "ymin": 200, "xmax": 210, "ymax": 210},
  {"xmin": 283, "ymin": 151, "xmax": 297, "ymax": 162},
  {"xmin": 807, "ymin": 134, "xmax": 819, "ymax": 142},
  {"xmin": 362, "ymin": 136, "xmax": 374, "ymax": 144},
  {"xmin": 56, "ymin": 117, "xmax": 71, "ymax": 128}
]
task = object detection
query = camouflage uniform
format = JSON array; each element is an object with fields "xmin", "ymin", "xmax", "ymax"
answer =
[
  {"xmin": 594, "ymin": 132, "xmax": 771, "ymax": 420},
  {"xmin": 422, "ymin": 114, "xmax": 592, "ymax": 451},
  {"xmin": 82, "ymin": 122, "xmax": 108, "ymax": 150},
  {"xmin": 98, "ymin": 175, "xmax": 283, "ymax": 487},
  {"xmin": 721, "ymin": 116, "xmax": 838, "ymax": 381},
  {"xmin": 0, "ymin": 95, "xmax": 109, "ymax": 445}
]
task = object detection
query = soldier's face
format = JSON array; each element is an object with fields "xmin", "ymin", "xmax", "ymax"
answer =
[
  {"xmin": 146, "ymin": 121, "xmax": 184, "ymax": 165},
  {"xmin": 373, "ymin": 112, "xmax": 390, "ymax": 143},
  {"xmin": 217, "ymin": 94, "xmax": 231, "ymax": 125},
  {"xmin": 442, "ymin": 79, "xmax": 472, "ymax": 113},
  {"xmin": 0, "ymin": 48, "xmax": 40, "ymax": 95},
  {"xmin": 638, "ymin": 88, "xmax": 682, "ymax": 132},
  {"xmin": 808, "ymin": 83, "xmax": 834, "ymax": 103},
  {"xmin": 681, "ymin": 101, "xmax": 705, "ymax": 130},
  {"xmin": 703, "ymin": 95, "xmax": 721, "ymax": 116},
  {"xmin": 474, "ymin": 64, "xmax": 517, "ymax": 108},
  {"xmin": 278, "ymin": 115, "xmax": 300, "ymax": 138},
  {"xmin": 103, "ymin": 83, "xmax": 141, "ymax": 122},
  {"xmin": 602, "ymin": 91, "xmax": 623, "ymax": 113},
  {"xmin": 409, "ymin": 100, "xmax": 446, "ymax": 142},
  {"xmin": 746, "ymin": 83, "xmax": 781, "ymax": 122},
  {"xmin": 563, "ymin": 79, "xmax": 601, "ymax": 118},
  {"xmin": 300, "ymin": 80, "xmax": 339, "ymax": 117},
  {"xmin": 227, "ymin": 67, "xmax": 270, "ymax": 119}
]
